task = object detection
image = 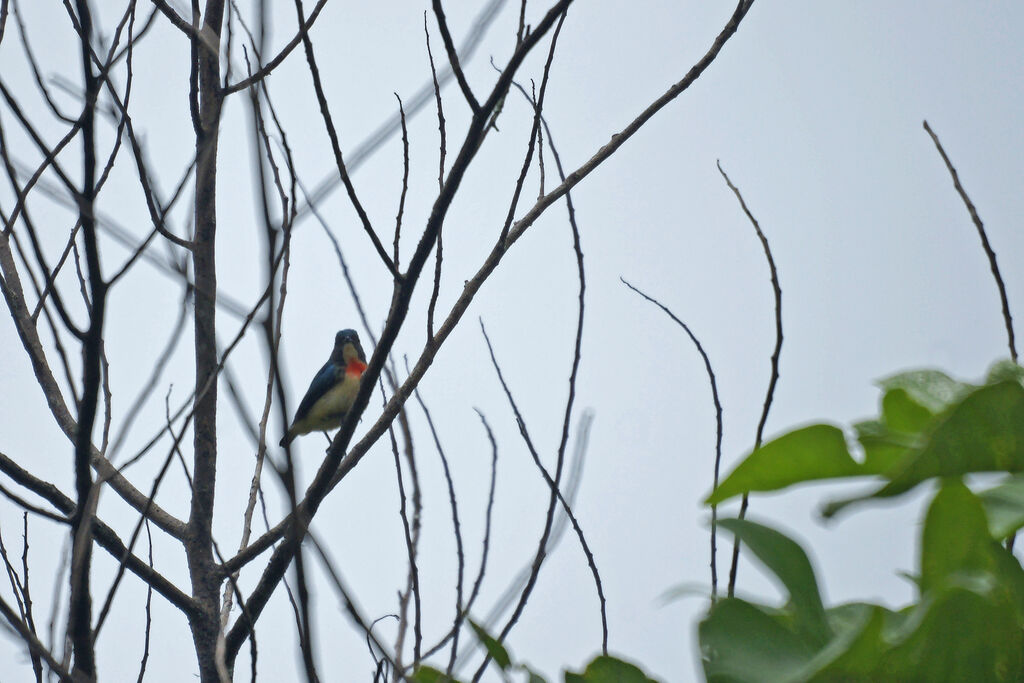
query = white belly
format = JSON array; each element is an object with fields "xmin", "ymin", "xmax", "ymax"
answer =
[{"xmin": 294, "ymin": 375, "xmax": 360, "ymax": 435}]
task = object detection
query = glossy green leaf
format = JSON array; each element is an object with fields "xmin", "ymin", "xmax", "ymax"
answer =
[
  {"xmin": 563, "ymin": 656, "xmax": 660, "ymax": 683},
  {"xmin": 700, "ymin": 598, "xmax": 814, "ymax": 682},
  {"xmin": 920, "ymin": 480, "xmax": 993, "ymax": 593},
  {"xmin": 469, "ymin": 620, "xmax": 511, "ymax": 670},
  {"xmin": 880, "ymin": 388, "xmax": 933, "ymax": 434},
  {"xmin": 877, "ymin": 369, "xmax": 968, "ymax": 413},
  {"xmin": 825, "ymin": 381, "xmax": 1024, "ymax": 516},
  {"xmin": 883, "ymin": 381, "xmax": 1024, "ymax": 490},
  {"xmin": 706, "ymin": 425, "xmax": 863, "ymax": 505},
  {"xmin": 979, "ymin": 474, "xmax": 1024, "ymax": 539},
  {"xmin": 717, "ymin": 518, "xmax": 829, "ymax": 646}
]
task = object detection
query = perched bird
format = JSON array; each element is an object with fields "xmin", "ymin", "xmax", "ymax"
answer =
[{"xmin": 280, "ymin": 329, "xmax": 368, "ymax": 447}]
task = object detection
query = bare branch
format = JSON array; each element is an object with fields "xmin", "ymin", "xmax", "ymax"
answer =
[
  {"xmin": 0, "ymin": 595, "xmax": 73, "ymax": 683},
  {"xmin": 424, "ymin": 18, "xmax": 446, "ymax": 338},
  {"xmin": 431, "ymin": 0, "xmax": 480, "ymax": 112},
  {"xmin": 717, "ymin": 161, "xmax": 782, "ymax": 598},
  {"xmin": 503, "ymin": 0, "xmax": 756, "ymax": 250},
  {"xmin": 0, "ymin": 450, "xmax": 196, "ymax": 614},
  {"xmin": 68, "ymin": 0, "xmax": 105, "ymax": 671},
  {"xmin": 221, "ymin": 6, "xmax": 756, "ymax": 657},
  {"xmin": 621, "ymin": 277, "xmax": 724, "ymax": 600},
  {"xmin": 923, "ymin": 120, "xmax": 1016, "ymax": 363},
  {"xmin": 409, "ymin": 378, "xmax": 464, "ymax": 675},
  {"xmin": 474, "ymin": 321, "xmax": 606, "ymax": 680},
  {"xmin": 221, "ymin": 0, "xmax": 329, "ymax": 94},
  {"xmin": 134, "ymin": 521, "xmax": 154, "ymax": 683},
  {"xmin": 149, "ymin": 0, "xmax": 199, "ymax": 39},
  {"xmin": 292, "ymin": 0, "xmax": 507, "ymax": 221},
  {"xmin": 291, "ymin": 0, "xmax": 397, "ymax": 278},
  {"xmin": 389, "ymin": 380, "xmax": 422, "ymax": 671}
]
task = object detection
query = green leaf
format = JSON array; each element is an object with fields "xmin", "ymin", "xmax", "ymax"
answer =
[
  {"xmin": 979, "ymin": 474, "xmax": 1024, "ymax": 539},
  {"xmin": 411, "ymin": 666, "xmax": 462, "ymax": 683},
  {"xmin": 804, "ymin": 603, "xmax": 890, "ymax": 679},
  {"xmin": 854, "ymin": 419, "xmax": 914, "ymax": 474},
  {"xmin": 469, "ymin": 620, "xmax": 511, "ymax": 670},
  {"xmin": 717, "ymin": 518, "xmax": 829, "ymax": 646},
  {"xmin": 825, "ymin": 381, "xmax": 1024, "ymax": 516},
  {"xmin": 877, "ymin": 369, "xmax": 968, "ymax": 413},
  {"xmin": 699, "ymin": 598, "xmax": 815, "ymax": 682},
  {"xmin": 564, "ymin": 655, "xmax": 660, "ymax": 683},
  {"xmin": 881, "ymin": 388, "xmax": 934, "ymax": 434},
  {"xmin": 881, "ymin": 575, "xmax": 1024, "ymax": 681},
  {"xmin": 920, "ymin": 480, "xmax": 993, "ymax": 593},
  {"xmin": 854, "ymin": 419, "xmax": 914, "ymax": 475},
  {"xmin": 706, "ymin": 425, "xmax": 864, "ymax": 505},
  {"xmin": 521, "ymin": 666, "xmax": 548, "ymax": 683},
  {"xmin": 884, "ymin": 381, "xmax": 1024, "ymax": 489},
  {"xmin": 985, "ymin": 359, "xmax": 1024, "ymax": 385}
]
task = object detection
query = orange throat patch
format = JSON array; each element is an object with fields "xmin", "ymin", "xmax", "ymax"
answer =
[{"xmin": 346, "ymin": 359, "xmax": 368, "ymax": 377}]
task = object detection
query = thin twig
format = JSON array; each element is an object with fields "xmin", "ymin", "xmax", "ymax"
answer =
[
  {"xmin": 134, "ymin": 521, "xmax": 153, "ymax": 683},
  {"xmin": 221, "ymin": 0, "xmax": 329, "ymax": 94},
  {"xmin": 923, "ymin": 120, "xmax": 1016, "ymax": 363},
  {"xmin": 718, "ymin": 161, "xmax": 782, "ymax": 598},
  {"xmin": 408, "ymin": 374, "xmax": 465, "ymax": 676},
  {"xmin": 431, "ymin": 0, "xmax": 480, "ymax": 112},
  {"xmin": 292, "ymin": 0, "xmax": 506, "ymax": 221},
  {"xmin": 291, "ymin": 0, "xmax": 397, "ymax": 278},
  {"xmin": 387, "ymin": 379, "xmax": 422, "ymax": 673},
  {"xmin": 0, "ymin": 595, "xmax": 73, "ymax": 682},
  {"xmin": 0, "ymin": 451, "xmax": 195, "ymax": 613},
  {"xmin": 424, "ymin": 16, "xmax": 446, "ymax": 338},
  {"xmin": 475, "ymin": 322, "xmax": 606, "ymax": 681},
  {"xmin": 621, "ymin": 277, "xmax": 724, "ymax": 601},
  {"xmin": 393, "ymin": 94, "xmax": 410, "ymax": 268}
]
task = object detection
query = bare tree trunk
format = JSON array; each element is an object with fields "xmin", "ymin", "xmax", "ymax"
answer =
[
  {"xmin": 70, "ymin": 0, "xmax": 102, "ymax": 678},
  {"xmin": 186, "ymin": 3, "xmax": 226, "ymax": 681}
]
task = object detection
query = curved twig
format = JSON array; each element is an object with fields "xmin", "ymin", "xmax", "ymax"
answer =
[
  {"xmin": 620, "ymin": 277, "xmax": 724, "ymax": 601},
  {"xmin": 717, "ymin": 161, "xmax": 782, "ymax": 598}
]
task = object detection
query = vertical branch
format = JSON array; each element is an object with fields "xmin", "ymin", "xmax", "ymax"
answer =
[
  {"xmin": 717, "ymin": 161, "xmax": 782, "ymax": 598},
  {"xmin": 69, "ymin": 0, "xmax": 104, "ymax": 677},
  {"xmin": 135, "ymin": 521, "xmax": 154, "ymax": 683},
  {"xmin": 424, "ymin": 17, "xmax": 446, "ymax": 339},
  {"xmin": 187, "ymin": 2, "xmax": 227, "ymax": 682},
  {"xmin": 923, "ymin": 120, "xmax": 1016, "ymax": 363},
  {"xmin": 390, "ymin": 393, "xmax": 422, "ymax": 676},
  {"xmin": 922, "ymin": 120, "xmax": 1019, "ymax": 552},
  {"xmin": 393, "ymin": 94, "xmax": 409, "ymax": 268},
  {"xmin": 408, "ymin": 381, "xmax": 464, "ymax": 676}
]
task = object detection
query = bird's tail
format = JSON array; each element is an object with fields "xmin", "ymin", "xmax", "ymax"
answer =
[{"xmin": 279, "ymin": 431, "xmax": 293, "ymax": 448}]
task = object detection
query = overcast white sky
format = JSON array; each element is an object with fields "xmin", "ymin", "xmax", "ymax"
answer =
[{"xmin": 1, "ymin": 1, "xmax": 1023, "ymax": 681}]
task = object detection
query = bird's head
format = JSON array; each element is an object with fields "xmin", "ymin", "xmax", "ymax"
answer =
[{"xmin": 333, "ymin": 329, "xmax": 367, "ymax": 368}]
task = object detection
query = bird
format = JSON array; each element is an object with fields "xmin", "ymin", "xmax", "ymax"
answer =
[{"xmin": 280, "ymin": 329, "xmax": 368, "ymax": 447}]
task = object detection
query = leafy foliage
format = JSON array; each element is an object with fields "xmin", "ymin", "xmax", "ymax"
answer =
[
  {"xmin": 410, "ymin": 626, "xmax": 665, "ymax": 682},
  {"xmin": 701, "ymin": 362, "xmax": 1024, "ymax": 681}
]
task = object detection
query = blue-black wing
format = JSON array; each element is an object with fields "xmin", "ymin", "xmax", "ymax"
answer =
[{"xmin": 292, "ymin": 360, "xmax": 341, "ymax": 424}]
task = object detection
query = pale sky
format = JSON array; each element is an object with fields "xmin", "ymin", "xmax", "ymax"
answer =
[{"xmin": 1, "ymin": 2, "xmax": 1022, "ymax": 681}]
